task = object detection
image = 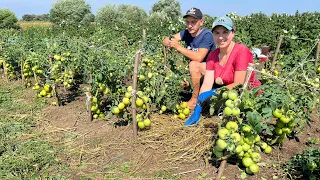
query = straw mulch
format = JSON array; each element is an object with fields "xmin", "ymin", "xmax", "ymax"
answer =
[{"xmin": 136, "ymin": 113, "xmax": 220, "ymax": 165}]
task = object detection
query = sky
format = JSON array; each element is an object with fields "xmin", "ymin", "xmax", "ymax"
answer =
[{"xmin": 0, "ymin": 0, "xmax": 319, "ymax": 19}]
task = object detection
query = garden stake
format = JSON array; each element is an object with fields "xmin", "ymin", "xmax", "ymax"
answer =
[
  {"xmin": 132, "ymin": 50, "xmax": 141, "ymax": 138},
  {"xmin": 315, "ymin": 40, "xmax": 320, "ymax": 70},
  {"xmin": 271, "ymin": 35, "xmax": 284, "ymax": 69},
  {"xmin": 88, "ymin": 73, "xmax": 93, "ymax": 121}
]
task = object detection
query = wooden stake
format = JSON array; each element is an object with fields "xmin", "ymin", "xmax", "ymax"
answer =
[
  {"xmin": 271, "ymin": 35, "xmax": 284, "ymax": 69},
  {"xmin": 88, "ymin": 73, "xmax": 93, "ymax": 122},
  {"xmin": 3, "ymin": 59, "xmax": 8, "ymax": 81},
  {"xmin": 216, "ymin": 159, "xmax": 227, "ymax": 180},
  {"xmin": 132, "ymin": 50, "xmax": 141, "ymax": 138},
  {"xmin": 52, "ymin": 83, "xmax": 60, "ymax": 107},
  {"xmin": 142, "ymin": 28, "xmax": 146, "ymax": 42},
  {"xmin": 163, "ymin": 46, "xmax": 167, "ymax": 67},
  {"xmin": 242, "ymin": 63, "xmax": 255, "ymax": 91},
  {"xmin": 21, "ymin": 60, "xmax": 25, "ymax": 86},
  {"xmin": 138, "ymin": 41, "xmax": 142, "ymax": 50},
  {"xmin": 315, "ymin": 40, "xmax": 320, "ymax": 70}
]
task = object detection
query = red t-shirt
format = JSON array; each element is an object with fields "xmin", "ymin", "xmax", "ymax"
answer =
[{"xmin": 206, "ymin": 43, "xmax": 261, "ymax": 88}]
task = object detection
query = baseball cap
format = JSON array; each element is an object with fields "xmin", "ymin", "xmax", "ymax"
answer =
[
  {"xmin": 183, "ymin": 7, "xmax": 203, "ymax": 19},
  {"xmin": 212, "ymin": 15, "xmax": 234, "ymax": 31}
]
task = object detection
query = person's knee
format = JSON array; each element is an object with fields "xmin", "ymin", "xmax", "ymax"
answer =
[{"xmin": 189, "ymin": 61, "xmax": 202, "ymax": 74}]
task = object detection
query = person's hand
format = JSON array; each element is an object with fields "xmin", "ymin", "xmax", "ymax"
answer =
[
  {"xmin": 168, "ymin": 38, "xmax": 180, "ymax": 49},
  {"xmin": 181, "ymin": 78, "xmax": 190, "ymax": 88},
  {"xmin": 197, "ymin": 88, "xmax": 218, "ymax": 104},
  {"xmin": 184, "ymin": 104, "xmax": 202, "ymax": 126}
]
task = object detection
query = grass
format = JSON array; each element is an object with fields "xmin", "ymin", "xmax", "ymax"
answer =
[
  {"xmin": 0, "ymin": 83, "xmax": 65, "ymax": 179},
  {"xmin": 18, "ymin": 21, "xmax": 52, "ymax": 30}
]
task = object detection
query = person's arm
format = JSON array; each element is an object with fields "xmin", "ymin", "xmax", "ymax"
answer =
[
  {"xmin": 225, "ymin": 71, "xmax": 246, "ymax": 89},
  {"xmin": 168, "ymin": 31, "xmax": 213, "ymax": 62}
]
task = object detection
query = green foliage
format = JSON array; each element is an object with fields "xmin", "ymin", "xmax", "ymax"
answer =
[
  {"xmin": 80, "ymin": 13, "xmax": 95, "ymax": 25},
  {"xmin": 22, "ymin": 14, "xmax": 49, "ymax": 21},
  {"xmin": 0, "ymin": 9, "xmax": 19, "ymax": 29},
  {"xmin": 95, "ymin": 4, "xmax": 120, "ymax": 28},
  {"xmin": 96, "ymin": 4, "xmax": 147, "ymax": 43},
  {"xmin": 150, "ymin": 0, "xmax": 181, "ymax": 22},
  {"xmin": 284, "ymin": 148, "xmax": 320, "ymax": 180},
  {"xmin": 49, "ymin": 0, "xmax": 91, "ymax": 26}
]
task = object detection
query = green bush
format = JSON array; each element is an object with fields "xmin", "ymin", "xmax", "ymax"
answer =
[
  {"xmin": 96, "ymin": 4, "xmax": 147, "ymax": 43},
  {"xmin": 0, "ymin": 9, "xmax": 19, "ymax": 29},
  {"xmin": 49, "ymin": 0, "xmax": 91, "ymax": 26},
  {"xmin": 80, "ymin": 13, "xmax": 95, "ymax": 25},
  {"xmin": 150, "ymin": 0, "xmax": 181, "ymax": 22}
]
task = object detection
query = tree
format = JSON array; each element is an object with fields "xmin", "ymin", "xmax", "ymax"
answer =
[
  {"xmin": 49, "ymin": 0, "xmax": 91, "ymax": 26},
  {"xmin": 96, "ymin": 4, "xmax": 147, "ymax": 28},
  {"xmin": 80, "ymin": 13, "xmax": 95, "ymax": 25},
  {"xmin": 95, "ymin": 4, "xmax": 120, "ymax": 27},
  {"xmin": 0, "ymin": 9, "xmax": 19, "ymax": 29},
  {"xmin": 150, "ymin": 0, "xmax": 181, "ymax": 22}
]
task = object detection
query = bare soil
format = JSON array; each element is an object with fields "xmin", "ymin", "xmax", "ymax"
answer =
[{"xmin": 5, "ymin": 80, "xmax": 320, "ymax": 180}]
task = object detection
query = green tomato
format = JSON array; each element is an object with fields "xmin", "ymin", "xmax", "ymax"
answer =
[
  {"xmin": 249, "ymin": 163, "xmax": 259, "ymax": 173},
  {"xmin": 226, "ymin": 121, "xmax": 238, "ymax": 131},
  {"xmin": 225, "ymin": 99, "xmax": 235, "ymax": 108},
  {"xmin": 218, "ymin": 128, "xmax": 229, "ymax": 140},
  {"xmin": 273, "ymin": 109, "xmax": 282, "ymax": 118},
  {"xmin": 227, "ymin": 90, "xmax": 238, "ymax": 100},
  {"xmin": 224, "ymin": 107, "xmax": 233, "ymax": 116},
  {"xmin": 242, "ymin": 125, "xmax": 252, "ymax": 133},
  {"xmin": 242, "ymin": 157, "xmax": 253, "ymax": 167},
  {"xmin": 264, "ymin": 146, "xmax": 272, "ymax": 154},
  {"xmin": 216, "ymin": 139, "xmax": 228, "ymax": 150}
]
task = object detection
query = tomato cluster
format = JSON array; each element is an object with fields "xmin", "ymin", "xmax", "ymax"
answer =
[
  {"xmin": 272, "ymin": 108, "xmax": 296, "ymax": 143},
  {"xmin": 89, "ymin": 82, "xmax": 110, "ymax": 119},
  {"xmin": 111, "ymin": 86, "xmax": 151, "ymax": 130},
  {"xmin": 212, "ymin": 90, "xmax": 274, "ymax": 174},
  {"xmin": 173, "ymin": 102, "xmax": 190, "ymax": 119}
]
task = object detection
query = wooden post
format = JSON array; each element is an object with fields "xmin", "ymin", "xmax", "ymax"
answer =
[
  {"xmin": 3, "ymin": 59, "xmax": 8, "ymax": 81},
  {"xmin": 88, "ymin": 73, "xmax": 93, "ymax": 121},
  {"xmin": 131, "ymin": 50, "xmax": 141, "ymax": 138},
  {"xmin": 315, "ymin": 40, "xmax": 320, "ymax": 70},
  {"xmin": 216, "ymin": 159, "xmax": 227, "ymax": 180},
  {"xmin": 242, "ymin": 63, "xmax": 255, "ymax": 91},
  {"xmin": 138, "ymin": 41, "xmax": 142, "ymax": 50},
  {"xmin": 142, "ymin": 28, "xmax": 146, "ymax": 42},
  {"xmin": 52, "ymin": 83, "xmax": 60, "ymax": 107},
  {"xmin": 21, "ymin": 60, "xmax": 25, "ymax": 86},
  {"xmin": 271, "ymin": 35, "xmax": 284, "ymax": 69},
  {"xmin": 163, "ymin": 46, "xmax": 167, "ymax": 66}
]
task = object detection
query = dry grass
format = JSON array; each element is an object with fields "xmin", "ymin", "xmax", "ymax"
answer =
[
  {"xmin": 137, "ymin": 114, "xmax": 219, "ymax": 164},
  {"xmin": 18, "ymin": 21, "xmax": 52, "ymax": 30}
]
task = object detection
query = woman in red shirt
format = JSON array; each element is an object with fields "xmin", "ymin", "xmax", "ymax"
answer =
[{"xmin": 185, "ymin": 15, "xmax": 261, "ymax": 126}]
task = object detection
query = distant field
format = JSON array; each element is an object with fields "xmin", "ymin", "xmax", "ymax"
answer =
[{"xmin": 18, "ymin": 21, "xmax": 52, "ymax": 29}]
